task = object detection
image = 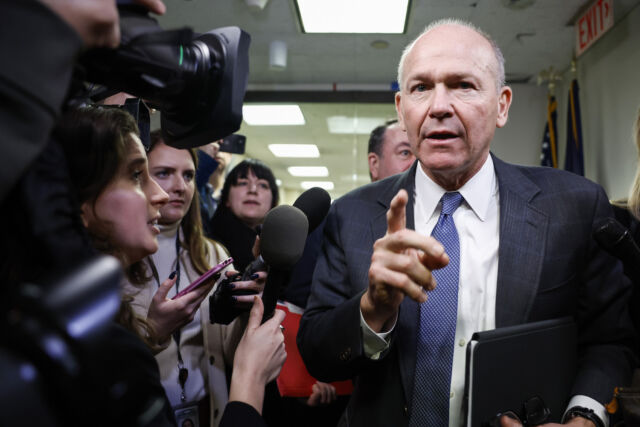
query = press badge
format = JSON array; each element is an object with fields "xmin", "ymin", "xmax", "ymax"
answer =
[{"xmin": 174, "ymin": 403, "xmax": 200, "ymax": 427}]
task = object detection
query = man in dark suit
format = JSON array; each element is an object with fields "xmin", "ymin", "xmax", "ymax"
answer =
[{"xmin": 298, "ymin": 18, "xmax": 635, "ymax": 427}]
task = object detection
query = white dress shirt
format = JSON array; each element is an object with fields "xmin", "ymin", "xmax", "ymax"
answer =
[
  {"xmin": 360, "ymin": 155, "xmax": 607, "ymax": 426},
  {"xmin": 413, "ymin": 155, "xmax": 499, "ymax": 426}
]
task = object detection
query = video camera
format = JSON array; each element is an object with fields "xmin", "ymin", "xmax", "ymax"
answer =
[
  {"xmin": 1, "ymin": 3, "xmax": 251, "ymax": 425},
  {"xmin": 75, "ymin": 4, "xmax": 250, "ymax": 148}
]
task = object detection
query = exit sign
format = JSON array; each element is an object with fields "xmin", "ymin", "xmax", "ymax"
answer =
[{"xmin": 576, "ymin": 0, "xmax": 614, "ymax": 56}]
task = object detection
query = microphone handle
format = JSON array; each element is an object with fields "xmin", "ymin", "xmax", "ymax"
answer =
[{"xmin": 261, "ymin": 267, "xmax": 291, "ymax": 323}]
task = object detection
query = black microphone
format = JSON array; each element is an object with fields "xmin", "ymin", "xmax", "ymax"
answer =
[
  {"xmin": 260, "ymin": 205, "xmax": 308, "ymax": 322},
  {"xmin": 593, "ymin": 217, "xmax": 640, "ymax": 284},
  {"xmin": 293, "ymin": 187, "xmax": 331, "ymax": 234},
  {"xmin": 209, "ymin": 205, "xmax": 307, "ymax": 324},
  {"xmin": 240, "ymin": 187, "xmax": 329, "ymax": 281}
]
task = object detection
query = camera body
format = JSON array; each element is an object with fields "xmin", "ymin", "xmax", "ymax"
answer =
[
  {"xmin": 78, "ymin": 6, "xmax": 251, "ymax": 148},
  {"xmin": 1, "ymin": 4, "xmax": 252, "ymax": 426}
]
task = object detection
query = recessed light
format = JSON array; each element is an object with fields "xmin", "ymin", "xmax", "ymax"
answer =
[
  {"xmin": 269, "ymin": 144, "xmax": 320, "ymax": 158},
  {"xmin": 327, "ymin": 116, "xmax": 387, "ymax": 134},
  {"xmin": 243, "ymin": 105, "xmax": 305, "ymax": 125},
  {"xmin": 301, "ymin": 181, "xmax": 334, "ymax": 190},
  {"xmin": 288, "ymin": 166, "xmax": 329, "ymax": 177},
  {"xmin": 295, "ymin": 0, "xmax": 409, "ymax": 34}
]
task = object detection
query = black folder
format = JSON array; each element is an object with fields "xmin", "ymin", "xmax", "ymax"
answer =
[{"xmin": 463, "ymin": 317, "xmax": 577, "ymax": 426}]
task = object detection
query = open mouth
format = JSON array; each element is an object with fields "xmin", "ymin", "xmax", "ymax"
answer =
[
  {"xmin": 427, "ymin": 131, "xmax": 458, "ymax": 140},
  {"xmin": 148, "ymin": 217, "xmax": 160, "ymax": 233}
]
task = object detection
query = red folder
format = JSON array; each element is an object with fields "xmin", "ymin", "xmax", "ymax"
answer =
[{"xmin": 276, "ymin": 301, "xmax": 354, "ymax": 397}]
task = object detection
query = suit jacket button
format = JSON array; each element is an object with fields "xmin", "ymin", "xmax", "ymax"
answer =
[
  {"xmin": 339, "ymin": 347, "xmax": 351, "ymax": 361},
  {"xmin": 403, "ymin": 405, "xmax": 408, "ymax": 416}
]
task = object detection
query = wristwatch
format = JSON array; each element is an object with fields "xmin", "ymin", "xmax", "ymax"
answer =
[{"xmin": 562, "ymin": 406, "xmax": 605, "ymax": 427}]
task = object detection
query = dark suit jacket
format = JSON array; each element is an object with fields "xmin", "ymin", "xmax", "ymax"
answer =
[{"xmin": 298, "ymin": 155, "xmax": 636, "ymax": 426}]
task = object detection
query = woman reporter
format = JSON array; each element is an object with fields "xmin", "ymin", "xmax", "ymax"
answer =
[
  {"xmin": 124, "ymin": 131, "xmax": 265, "ymax": 427},
  {"xmin": 209, "ymin": 159, "xmax": 279, "ymax": 272},
  {"xmin": 56, "ymin": 107, "xmax": 284, "ymax": 426}
]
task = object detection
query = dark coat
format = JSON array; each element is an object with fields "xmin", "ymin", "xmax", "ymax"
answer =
[{"xmin": 298, "ymin": 155, "xmax": 636, "ymax": 427}]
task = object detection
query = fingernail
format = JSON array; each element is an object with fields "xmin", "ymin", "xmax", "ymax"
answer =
[
  {"xmin": 169, "ymin": 270, "xmax": 177, "ymax": 279},
  {"xmin": 250, "ymin": 273, "xmax": 259, "ymax": 280}
]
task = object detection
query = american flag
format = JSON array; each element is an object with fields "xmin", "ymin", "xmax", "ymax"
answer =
[
  {"xmin": 564, "ymin": 80, "xmax": 584, "ymax": 175},
  {"xmin": 540, "ymin": 95, "xmax": 558, "ymax": 168}
]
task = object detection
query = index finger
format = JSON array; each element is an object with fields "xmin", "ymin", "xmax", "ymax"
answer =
[{"xmin": 387, "ymin": 189, "xmax": 408, "ymax": 234}]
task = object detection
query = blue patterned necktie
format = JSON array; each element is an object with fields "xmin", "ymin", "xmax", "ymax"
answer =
[{"xmin": 410, "ymin": 191, "xmax": 464, "ymax": 426}]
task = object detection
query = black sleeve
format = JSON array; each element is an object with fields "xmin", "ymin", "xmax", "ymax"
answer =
[
  {"xmin": 0, "ymin": 0, "xmax": 82, "ymax": 202},
  {"xmin": 219, "ymin": 401, "xmax": 267, "ymax": 427}
]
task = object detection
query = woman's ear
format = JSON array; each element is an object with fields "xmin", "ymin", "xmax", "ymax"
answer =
[{"xmin": 80, "ymin": 202, "xmax": 91, "ymax": 228}]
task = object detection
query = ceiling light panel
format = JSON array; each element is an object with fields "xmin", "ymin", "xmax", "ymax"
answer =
[
  {"xmin": 269, "ymin": 144, "xmax": 320, "ymax": 158},
  {"xmin": 301, "ymin": 181, "xmax": 335, "ymax": 190},
  {"xmin": 243, "ymin": 104, "xmax": 305, "ymax": 125},
  {"xmin": 288, "ymin": 166, "xmax": 329, "ymax": 177},
  {"xmin": 327, "ymin": 116, "xmax": 387, "ymax": 134},
  {"xmin": 295, "ymin": 0, "xmax": 409, "ymax": 34}
]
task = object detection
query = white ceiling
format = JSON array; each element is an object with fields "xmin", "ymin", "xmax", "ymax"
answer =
[{"xmin": 155, "ymin": 0, "xmax": 640, "ymax": 201}]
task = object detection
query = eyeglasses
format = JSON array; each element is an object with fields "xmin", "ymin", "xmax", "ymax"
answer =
[{"xmin": 484, "ymin": 395, "xmax": 551, "ymax": 427}]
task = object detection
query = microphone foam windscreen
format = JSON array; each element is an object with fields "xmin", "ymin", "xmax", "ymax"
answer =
[
  {"xmin": 260, "ymin": 205, "xmax": 308, "ymax": 269},
  {"xmin": 293, "ymin": 187, "xmax": 331, "ymax": 233}
]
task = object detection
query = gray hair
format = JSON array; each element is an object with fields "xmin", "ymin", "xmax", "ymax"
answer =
[{"xmin": 396, "ymin": 18, "xmax": 506, "ymax": 91}]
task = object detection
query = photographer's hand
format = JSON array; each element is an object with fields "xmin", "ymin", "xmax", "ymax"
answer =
[
  {"xmin": 39, "ymin": 0, "xmax": 166, "ymax": 49},
  {"xmin": 135, "ymin": 0, "xmax": 167, "ymax": 15}
]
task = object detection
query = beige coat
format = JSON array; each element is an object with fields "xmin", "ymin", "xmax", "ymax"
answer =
[{"xmin": 123, "ymin": 223, "xmax": 245, "ymax": 427}]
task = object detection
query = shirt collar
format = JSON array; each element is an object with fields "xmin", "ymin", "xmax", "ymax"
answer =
[{"xmin": 414, "ymin": 155, "xmax": 497, "ymax": 222}]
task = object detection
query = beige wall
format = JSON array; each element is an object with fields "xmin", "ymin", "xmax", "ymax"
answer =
[{"xmin": 561, "ymin": 3, "xmax": 640, "ymax": 200}]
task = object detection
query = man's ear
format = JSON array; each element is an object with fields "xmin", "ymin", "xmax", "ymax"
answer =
[
  {"xmin": 496, "ymin": 86, "xmax": 513, "ymax": 128},
  {"xmin": 368, "ymin": 153, "xmax": 380, "ymax": 181},
  {"xmin": 395, "ymin": 92, "xmax": 406, "ymax": 131}
]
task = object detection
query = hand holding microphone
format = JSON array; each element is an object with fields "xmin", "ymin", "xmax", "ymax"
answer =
[{"xmin": 209, "ymin": 187, "xmax": 331, "ymax": 325}]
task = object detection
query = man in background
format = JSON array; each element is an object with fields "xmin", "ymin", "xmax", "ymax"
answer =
[{"xmin": 367, "ymin": 120, "xmax": 415, "ymax": 182}]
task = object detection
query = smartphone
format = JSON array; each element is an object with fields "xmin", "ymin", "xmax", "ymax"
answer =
[
  {"xmin": 219, "ymin": 134, "xmax": 246, "ymax": 154},
  {"xmin": 172, "ymin": 257, "xmax": 233, "ymax": 300}
]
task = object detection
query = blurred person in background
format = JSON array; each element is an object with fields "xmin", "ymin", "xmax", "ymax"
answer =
[
  {"xmin": 209, "ymin": 159, "xmax": 279, "ymax": 273},
  {"xmin": 196, "ymin": 141, "xmax": 232, "ymax": 236},
  {"xmin": 367, "ymin": 119, "xmax": 415, "ymax": 182}
]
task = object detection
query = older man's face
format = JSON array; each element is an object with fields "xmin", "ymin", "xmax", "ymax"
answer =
[{"xmin": 395, "ymin": 24, "xmax": 512, "ymax": 189}]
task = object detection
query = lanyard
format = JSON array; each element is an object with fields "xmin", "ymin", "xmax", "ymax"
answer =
[{"xmin": 149, "ymin": 231, "xmax": 189, "ymax": 402}]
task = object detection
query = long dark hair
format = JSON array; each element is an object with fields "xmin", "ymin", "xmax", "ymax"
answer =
[
  {"xmin": 55, "ymin": 106, "xmax": 156, "ymax": 345},
  {"xmin": 148, "ymin": 130, "xmax": 225, "ymax": 274}
]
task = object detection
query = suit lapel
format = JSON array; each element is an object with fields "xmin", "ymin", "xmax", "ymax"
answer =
[
  {"xmin": 493, "ymin": 155, "xmax": 549, "ymax": 326},
  {"xmin": 370, "ymin": 162, "xmax": 419, "ymax": 406}
]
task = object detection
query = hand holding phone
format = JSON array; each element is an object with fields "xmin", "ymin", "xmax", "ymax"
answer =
[{"xmin": 172, "ymin": 257, "xmax": 233, "ymax": 300}]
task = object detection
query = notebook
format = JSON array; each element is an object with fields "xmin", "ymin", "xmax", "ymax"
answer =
[{"xmin": 464, "ymin": 317, "xmax": 577, "ymax": 426}]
